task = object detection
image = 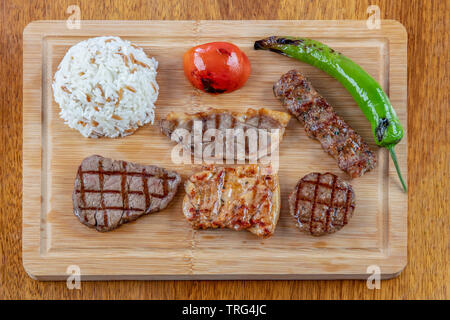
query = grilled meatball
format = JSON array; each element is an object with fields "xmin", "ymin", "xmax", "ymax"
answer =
[{"xmin": 289, "ymin": 172, "xmax": 355, "ymax": 236}]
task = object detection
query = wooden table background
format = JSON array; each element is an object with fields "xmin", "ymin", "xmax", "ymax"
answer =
[{"xmin": 0, "ymin": 0, "xmax": 448, "ymax": 299}]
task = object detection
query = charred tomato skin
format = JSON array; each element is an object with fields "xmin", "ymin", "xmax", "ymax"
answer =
[{"xmin": 183, "ymin": 42, "xmax": 251, "ymax": 94}]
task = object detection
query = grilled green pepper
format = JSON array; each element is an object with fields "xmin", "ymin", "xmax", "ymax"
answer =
[{"xmin": 255, "ymin": 36, "xmax": 407, "ymax": 192}]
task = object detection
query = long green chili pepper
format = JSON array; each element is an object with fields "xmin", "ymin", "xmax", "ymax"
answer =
[{"xmin": 254, "ymin": 36, "xmax": 407, "ymax": 192}]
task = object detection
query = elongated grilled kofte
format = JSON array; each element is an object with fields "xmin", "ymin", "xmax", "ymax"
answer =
[{"xmin": 274, "ymin": 70, "xmax": 376, "ymax": 178}]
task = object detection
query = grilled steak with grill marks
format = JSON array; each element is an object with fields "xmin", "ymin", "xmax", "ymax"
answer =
[
  {"xmin": 73, "ymin": 155, "xmax": 181, "ymax": 231},
  {"xmin": 289, "ymin": 172, "xmax": 355, "ymax": 236},
  {"xmin": 183, "ymin": 165, "xmax": 280, "ymax": 237},
  {"xmin": 160, "ymin": 108, "xmax": 291, "ymax": 160},
  {"xmin": 274, "ymin": 70, "xmax": 376, "ymax": 178}
]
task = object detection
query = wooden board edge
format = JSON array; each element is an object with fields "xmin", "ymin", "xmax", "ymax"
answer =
[
  {"xmin": 385, "ymin": 19, "xmax": 408, "ymax": 275},
  {"xmin": 22, "ymin": 22, "xmax": 45, "ymax": 279},
  {"xmin": 21, "ymin": 19, "xmax": 408, "ymax": 280},
  {"xmin": 21, "ymin": 19, "xmax": 408, "ymax": 35},
  {"xmin": 30, "ymin": 272, "xmax": 405, "ymax": 281},
  {"xmin": 24, "ymin": 252, "xmax": 407, "ymax": 280}
]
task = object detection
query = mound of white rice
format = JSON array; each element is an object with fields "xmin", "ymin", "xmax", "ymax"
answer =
[{"xmin": 52, "ymin": 36, "xmax": 159, "ymax": 138}]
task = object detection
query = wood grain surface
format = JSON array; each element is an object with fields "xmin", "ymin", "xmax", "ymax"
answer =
[
  {"xmin": 22, "ymin": 20, "xmax": 407, "ymax": 280},
  {"xmin": 1, "ymin": 0, "xmax": 448, "ymax": 299}
]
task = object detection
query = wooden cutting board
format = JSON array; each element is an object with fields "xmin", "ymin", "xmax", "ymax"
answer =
[{"xmin": 23, "ymin": 20, "xmax": 407, "ymax": 280}]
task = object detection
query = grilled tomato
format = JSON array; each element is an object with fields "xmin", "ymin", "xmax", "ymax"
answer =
[{"xmin": 183, "ymin": 42, "xmax": 251, "ymax": 94}]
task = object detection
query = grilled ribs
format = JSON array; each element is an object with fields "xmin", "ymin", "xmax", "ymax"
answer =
[
  {"xmin": 73, "ymin": 155, "xmax": 181, "ymax": 231},
  {"xmin": 273, "ymin": 70, "xmax": 376, "ymax": 178}
]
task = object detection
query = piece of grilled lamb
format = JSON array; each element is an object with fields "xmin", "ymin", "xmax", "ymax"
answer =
[
  {"xmin": 183, "ymin": 165, "xmax": 280, "ymax": 238},
  {"xmin": 160, "ymin": 107, "xmax": 290, "ymax": 160}
]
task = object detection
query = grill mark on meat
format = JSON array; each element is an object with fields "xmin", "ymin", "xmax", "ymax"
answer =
[
  {"xmin": 142, "ymin": 168, "xmax": 150, "ymax": 209},
  {"xmin": 343, "ymin": 188, "xmax": 352, "ymax": 225},
  {"xmin": 77, "ymin": 166, "xmax": 88, "ymax": 222},
  {"xmin": 73, "ymin": 155, "xmax": 181, "ymax": 231},
  {"xmin": 309, "ymin": 173, "xmax": 321, "ymax": 234},
  {"xmin": 324, "ymin": 175, "xmax": 337, "ymax": 232},
  {"xmin": 162, "ymin": 173, "xmax": 168, "ymax": 198},
  {"xmin": 75, "ymin": 189, "xmax": 144, "ymax": 194},
  {"xmin": 274, "ymin": 70, "xmax": 376, "ymax": 178},
  {"xmin": 294, "ymin": 184, "xmax": 351, "ymax": 205},
  {"xmin": 79, "ymin": 170, "xmax": 177, "ymax": 179},
  {"xmin": 77, "ymin": 167, "xmax": 86, "ymax": 206},
  {"xmin": 121, "ymin": 161, "xmax": 129, "ymax": 210},
  {"xmin": 98, "ymin": 160, "xmax": 107, "ymax": 226},
  {"xmin": 80, "ymin": 206, "xmax": 144, "ymax": 211}
]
